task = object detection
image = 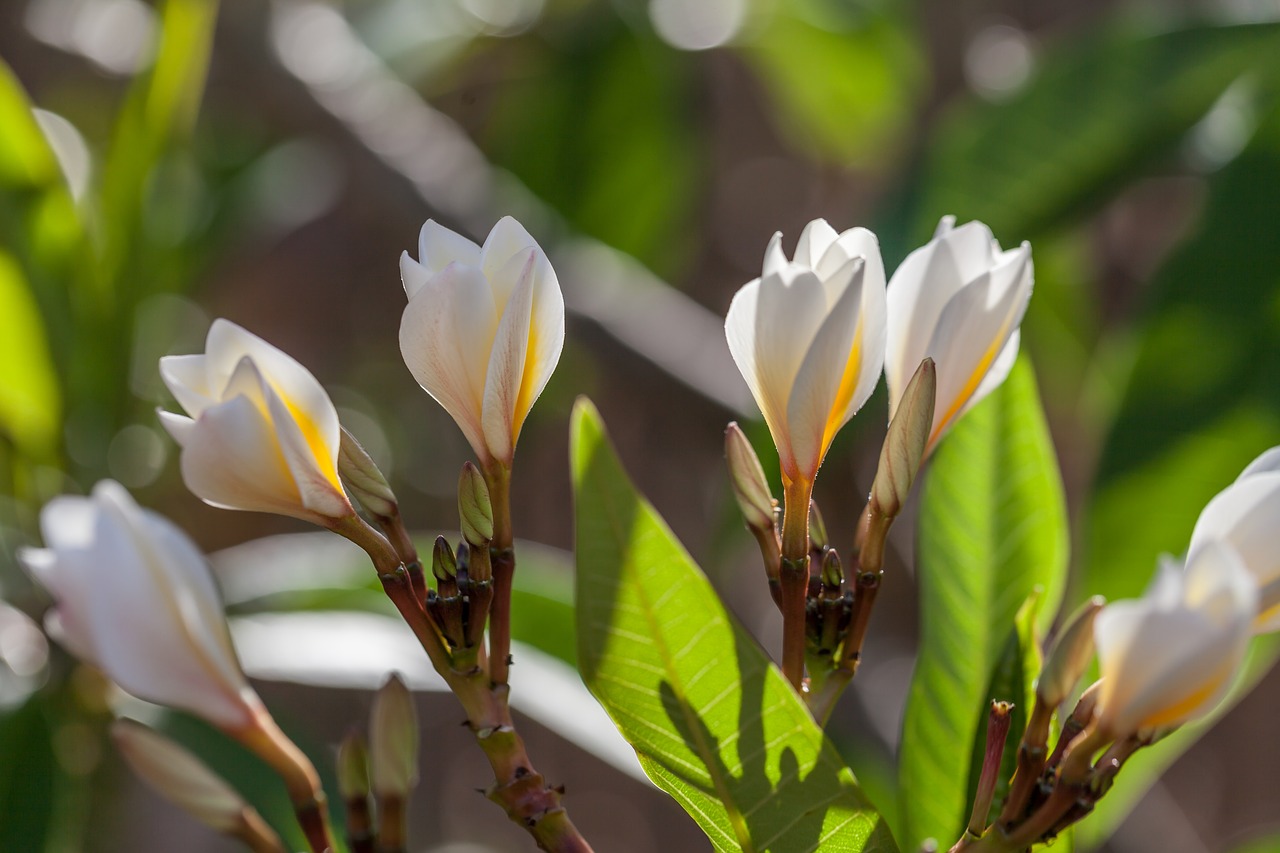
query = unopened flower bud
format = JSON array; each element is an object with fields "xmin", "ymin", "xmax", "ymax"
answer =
[
  {"xmin": 809, "ymin": 500, "xmax": 829, "ymax": 551},
  {"xmin": 458, "ymin": 462, "xmax": 493, "ymax": 547},
  {"xmin": 431, "ymin": 536, "xmax": 457, "ymax": 583},
  {"xmin": 871, "ymin": 358, "xmax": 935, "ymax": 520},
  {"xmin": 112, "ymin": 720, "xmax": 276, "ymax": 842},
  {"xmin": 338, "ymin": 427, "xmax": 398, "ymax": 520},
  {"xmin": 1037, "ymin": 596, "xmax": 1104, "ymax": 708},
  {"xmin": 821, "ymin": 549, "xmax": 843, "ymax": 590},
  {"xmin": 336, "ymin": 731, "xmax": 370, "ymax": 800},
  {"xmin": 370, "ymin": 673, "xmax": 419, "ymax": 797},
  {"xmin": 725, "ymin": 422, "xmax": 776, "ymax": 534}
]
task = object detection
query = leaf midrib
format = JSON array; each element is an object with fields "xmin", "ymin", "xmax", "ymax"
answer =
[{"xmin": 585, "ymin": 449, "xmax": 757, "ymax": 852}]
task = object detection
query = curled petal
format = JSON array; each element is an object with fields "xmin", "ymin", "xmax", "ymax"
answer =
[{"xmin": 482, "ymin": 250, "xmax": 537, "ymax": 465}]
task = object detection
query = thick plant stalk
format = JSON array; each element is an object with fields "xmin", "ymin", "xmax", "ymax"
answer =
[
  {"xmin": 485, "ymin": 464, "xmax": 516, "ymax": 686},
  {"xmin": 235, "ymin": 716, "xmax": 335, "ymax": 853},
  {"xmin": 352, "ymin": 516, "xmax": 594, "ymax": 852},
  {"xmin": 779, "ymin": 479, "xmax": 814, "ymax": 691}
]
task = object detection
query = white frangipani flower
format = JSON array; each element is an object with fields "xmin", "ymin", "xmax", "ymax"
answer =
[
  {"xmin": 724, "ymin": 218, "xmax": 887, "ymax": 488},
  {"xmin": 20, "ymin": 482, "xmax": 262, "ymax": 729},
  {"xmin": 885, "ymin": 216, "xmax": 1033, "ymax": 453},
  {"xmin": 1188, "ymin": 447, "xmax": 1280, "ymax": 632},
  {"xmin": 1093, "ymin": 541, "xmax": 1256, "ymax": 737},
  {"xmin": 158, "ymin": 320, "xmax": 352, "ymax": 525},
  {"xmin": 398, "ymin": 216, "xmax": 565, "ymax": 468}
]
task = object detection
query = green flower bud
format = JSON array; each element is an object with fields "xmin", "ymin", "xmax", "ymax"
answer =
[
  {"xmin": 431, "ymin": 536, "xmax": 457, "ymax": 582},
  {"xmin": 336, "ymin": 731, "xmax": 371, "ymax": 800},
  {"xmin": 458, "ymin": 462, "xmax": 494, "ymax": 547},
  {"xmin": 338, "ymin": 427, "xmax": 397, "ymax": 519},
  {"xmin": 1037, "ymin": 596, "xmax": 1104, "ymax": 708},
  {"xmin": 725, "ymin": 422, "xmax": 776, "ymax": 534},
  {"xmin": 871, "ymin": 358, "xmax": 936, "ymax": 520},
  {"xmin": 369, "ymin": 673, "xmax": 419, "ymax": 797}
]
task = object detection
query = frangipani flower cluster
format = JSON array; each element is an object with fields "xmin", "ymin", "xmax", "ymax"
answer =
[
  {"xmin": 725, "ymin": 215, "xmax": 1032, "ymax": 493},
  {"xmin": 1092, "ymin": 446, "xmax": 1280, "ymax": 737}
]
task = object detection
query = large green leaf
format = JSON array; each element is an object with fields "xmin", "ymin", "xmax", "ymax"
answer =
[
  {"xmin": 892, "ymin": 23, "xmax": 1280, "ymax": 252},
  {"xmin": 0, "ymin": 695, "xmax": 58, "ymax": 853},
  {"xmin": 0, "ymin": 251, "xmax": 60, "ymax": 458},
  {"xmin": 898, "ymin": 358, "xmax": 1068, "ymax": 851},
  {"xmin": 571, "ymin": 399, "xmax": 897, "ymax": 853}
]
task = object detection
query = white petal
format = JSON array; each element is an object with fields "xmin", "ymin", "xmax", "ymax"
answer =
[
  {"xmin": 795, "ymin": 219, "xmax": 838, "ymax": 269},
  {"xmin": 725, "ymin": 268, "xmax": 829, "ymax": 478},
  {"xmin": 785, "ymin": 258, "xmax": 866, "ymax": 479},
  {"xmin": 179, "ymin": 396, "xmax": 310, "ymax": 522},
  {"xmin": 157, "ymin": 410, "xmax": 196, "ymax": 447},
  {"xmin": 518, "ymin": 244, "xmax": 566, "ymax": 432},
  {"xmin": 203, "ymin": 321, "xmax": 334, "ymax": 432},
  {"xmin": 262, "ymin": 382, "xmax": 351, "ymax": 519},
  {"xmin": 1240, "ymin": 447, "xmax": 1280, "ymax": 480},
  {"xmin": 398, "ymin": 263, "xmax": 497, "ymax": 462},
  {"xmin": 417, "ymin": 220, "xmax": 480, "ymax": 279},
  {"xmin": 761, "ymin": 232, "xmax": 788, "ymax": 278},
  {"xmin": 480, "ymin": 216, "xmax": 541, "ymax": 307},
  {"xmin": 1189, "ymin": 474, "xmax": 1280, "ymax": 624},
  {"xmin": 400, "ymin": 251, "xmax": 431, "ymax": 301},
  {"xmin": 159, "ymin": 354, "xmax": 214, "ymax": 417},
  {"xmin": 922, "ymin": 248, "xmax": 1032, "ymax": 446},
  {"xmin": 20, "ymin": 546, "xmax": 98, "ymax": 662},
  {"xmin": 941, "ymin": 220, "xmax": 1000, "ymax": 285},
  {"xmin": 481, "ymin": 250, "xmax": 537, "ymax": 464}
]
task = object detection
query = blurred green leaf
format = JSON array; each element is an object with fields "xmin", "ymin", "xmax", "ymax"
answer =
[
  {"xmin": 0, "ymin": 250, "xmax": 61, "ymax": 458},
  {"xmin": 1229, "ymin": 831, "xmax": 1280, "ymax": 853},
  {"xmin": 571, "ymin": 399, "xmax": 897, "ymax": 852},
  {"xmin": 900, "ymin": 23, "xmax": 1280, "ymax": 247},
  {"xmin": 1082, "ymin": 109, "xmax": 1280, "ymax": 606},
  {"xmin": 0, "ymin": 695, "xmax": 58, "ymax": 853},
  {"xmin": 483, "ymin": 22, "xmax": 698, "ymax": 276},
  {"xmin": 741, "ymin": 5, "xmax": 923, "ymax": 166},
  {"xmin": 898, "ymin": 358, "xmax": 1068, "ymax": 851}
]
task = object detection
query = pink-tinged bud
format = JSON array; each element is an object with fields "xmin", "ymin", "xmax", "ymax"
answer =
[{"xmin": 113, "ymin": 719, "xmax": 282, "ymax": 851}]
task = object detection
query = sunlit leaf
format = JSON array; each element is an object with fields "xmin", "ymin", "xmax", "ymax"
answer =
[
  {"xmin": 0, "ymin": 250, "xmax": 61, "ymax": 458},
  {"xmin": 898, "ymin": 358, "xmax": 1068, "ymax": 851},
  {"xmin": 572, "ymin": 398, "xmax": 897, "ymax": 853},
  {"xmin": 896, "ymin": 23, "xmax": 1280, "ymax": 249},
  {"xmin": 741, "ymin": 5, "xmax": 923, "ymax": 167}
]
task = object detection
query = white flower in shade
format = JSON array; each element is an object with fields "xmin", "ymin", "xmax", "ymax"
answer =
[
  {"xmin": 20, "ymin": 482, "xmax": 261, "ymax": 729},
  {"xmin": 1188, "ymin": 447, "xmax": 1280, "ymax": 632},
  {"xmin": 1093, "ymin": 541, "xmax": 1256, "ymax": 737},
  {"xmin": 398, "ymin": 216, "xmax": 565, "ymax": 468},
  {"xmin": 884, "ymin": 216, "xmax": 1033, "ymax": 453},
  {"xmin": 724, "ymin": 219, "xmax": 886, "ymax": 487},
  {"xmin": 158, "ymin": 320, "xmax": 352, "ymax": 525}
]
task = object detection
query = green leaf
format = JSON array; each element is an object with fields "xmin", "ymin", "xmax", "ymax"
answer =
[
  {"xmin": 0, "ymin": 696, "xmax": 58, "ymax": 853},
  {"xmin": 898, "ymin": 358, "xmax": 1068, "ymax": 851},
  {"xmin": 571, "ymin": 398, "xmax": 897, "ymax": 853},
  {"xmin": 740, "ymin": 4, "xmax": 923, "ymax": 167},
  {"xmin": 0, "ymin": 250, "xmax": 61, "ymax": 458},
  {"xmin": 898, "ymin": 23, "xmax": 1280, "ymax": 247}
]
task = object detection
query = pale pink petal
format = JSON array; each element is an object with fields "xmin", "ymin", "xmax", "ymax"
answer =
[
  {"xmin": 157, "ymin": 410, "xmax": 196, "ymax": 446},
  {"xmin": 417, "ymin": 220, "xmax": 481, "ymax": 280},
  {"xmin": 480, "ymin": 216, "xmax": 541, "ymax": 308}
]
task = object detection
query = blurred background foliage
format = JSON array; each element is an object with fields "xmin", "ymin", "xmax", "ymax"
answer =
[{"xmin": 2, "ymin": 0, "xmax": 1280, "ymax": 850}]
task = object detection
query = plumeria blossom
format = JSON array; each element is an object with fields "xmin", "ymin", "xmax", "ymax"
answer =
[
  {"xmin": 1188, "ymin": 447, "xmax": 1280, "ymax": 632},
  {"xmin": 724, "ymin": 219, "xmax": 886, "ymax": 488},
  {"xmin": 19, "ymin": 482, "xmax": 262, "ymax": 729},
  {"xmin": 1093, "ymin": 541, "xmax": 1256, "ymax": 738},
  {"xmin": 158, "ymin": 320, "xmax": 352, "ymax": 525},
  {"xmin": 885, "ymin": 216, "xmax": 1033, "ymax": 453},
  {"xmin": 399, "ymin": 216, "xmax": 565, "ymax": 469}
]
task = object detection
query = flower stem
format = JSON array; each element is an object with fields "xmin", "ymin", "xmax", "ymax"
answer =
[
  {"xmin": 779, "ymin": 479, "xmax": 813, "ymax": 691},
  {"xmin": 343, "ymin": 793, "xmax": 374, "ymax": 853},
  {"xmin": 236, "ymin": 713, "xmax": 336, "ymax": 853},
  {"xmin": 484, "ymin": 463, "xmax": 515, "ymax": 686},
  {"xmin": 375, "ymin": 793, "xmax": 406, "ymax": 853}
]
